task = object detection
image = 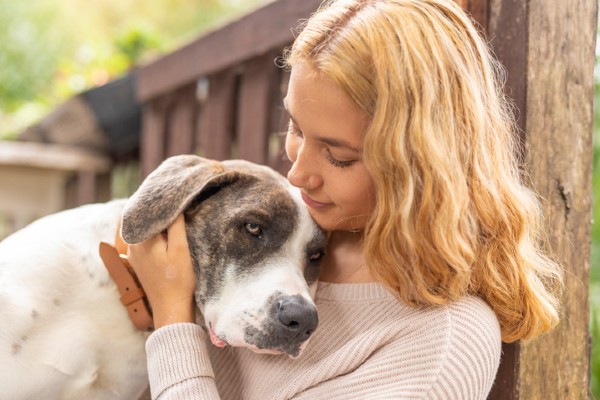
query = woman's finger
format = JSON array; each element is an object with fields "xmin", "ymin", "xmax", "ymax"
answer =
[{"xmin": 167, "ymin": 214, "xmax": 188, "ymax": 255}]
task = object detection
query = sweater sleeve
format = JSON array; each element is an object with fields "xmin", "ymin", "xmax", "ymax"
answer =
[
  {"xmin": 294, "ymin": 297, "xmax": 501, "ymax": 400},
  {"xmin": 425, "ymin": 298, "xmax": 502, "ymax": 399},
  {"xmin": 145, "ymin": 323, "xmax": 221, "ymax": 400}
]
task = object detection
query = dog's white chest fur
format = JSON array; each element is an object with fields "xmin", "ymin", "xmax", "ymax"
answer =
[{"xmin": 0, "ymin": 200, "xmax": 148, "ymax": 400}]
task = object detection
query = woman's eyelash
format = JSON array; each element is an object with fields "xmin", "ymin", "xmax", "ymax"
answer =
[
  {"xmin": 326, "ymin": 151, "xmax": 354, "ymax": 168},
  {"xmin": 287, "ymin": 122, "xmax": 303, "ymax": 137},
  {"xmin": 290, "ymin": 128, "xmax": 303, "ymax": 137},
  {"xmin": 288, "ymin": 121, "xmax": 354, "ymax": 168}
]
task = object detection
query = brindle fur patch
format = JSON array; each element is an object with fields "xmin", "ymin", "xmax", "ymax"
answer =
[{"xmin": 185, "ymin": 173, "xmax": 297, "ymax": 304}]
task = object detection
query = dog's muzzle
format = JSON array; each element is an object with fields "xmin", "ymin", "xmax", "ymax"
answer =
[
  {"xmin": 242, "ymin": 294, "xmax": 318, "ymax": 357},
  {"xmin": 273, "ymin": 294, "xmax": 318, "ymax": 345}
]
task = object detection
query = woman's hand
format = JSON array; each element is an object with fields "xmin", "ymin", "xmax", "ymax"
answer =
[{"xmin": 127, "ymin": 214, "xmax": 196, "ymax": 329}]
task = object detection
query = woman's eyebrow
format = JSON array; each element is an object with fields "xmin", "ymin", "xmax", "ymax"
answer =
[
  {"xmin": 283, "ymin": 98, "xmax": 361, "ymax": 153},
  {"xmin": 316, "ymin": 136, "xmax": 360, "ymax": 153}
]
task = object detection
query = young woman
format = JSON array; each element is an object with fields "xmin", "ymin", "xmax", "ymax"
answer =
[{"xmin": 128, "ymin": 0, "xmax": 563, "ymax": 398}]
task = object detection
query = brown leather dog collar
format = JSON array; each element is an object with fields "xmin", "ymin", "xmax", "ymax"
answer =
[{"xmin": 99, "ymin": 221, "xmax": 154, "ymax": 331}]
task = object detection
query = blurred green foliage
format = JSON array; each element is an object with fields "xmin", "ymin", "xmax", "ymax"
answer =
[
  {"xmin": 0, "ymin": 0, "xmax": 269, "ymax": 139},
  {"xmin": 0, "ymin": 1, "xmax": 67, "ymax": 111}
]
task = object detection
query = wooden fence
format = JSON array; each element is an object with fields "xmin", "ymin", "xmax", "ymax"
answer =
[
  {"xmin": 131, "ymin": 0, "xmax": 595, "ymax": 398},
  {"xmin": 135, "ymin": 0, "xmax": 326, "ymax": 178}
]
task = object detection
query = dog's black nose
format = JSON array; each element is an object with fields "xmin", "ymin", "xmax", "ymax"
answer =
[{"xmin": 276, "ymin": 295, "xmax": 318, "ymax": 343}]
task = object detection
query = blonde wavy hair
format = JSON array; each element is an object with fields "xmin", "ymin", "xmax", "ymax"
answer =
[{"xmin": 283, "ymin": 0, "xmax": 562, "ymax": 342}]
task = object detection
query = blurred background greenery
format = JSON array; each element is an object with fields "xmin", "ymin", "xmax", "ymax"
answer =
[
  {"xmin": 0, "ymin": 0, "xmax": 269, "ymax": 140},
  {"xmin": 1, "ymin": 0, "xmax": 599, "ymax": 396}
]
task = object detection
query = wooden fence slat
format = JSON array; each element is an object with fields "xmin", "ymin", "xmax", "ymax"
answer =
[
  {"xmin": 236, "ymin": 54, "xmax": 278, "ymax": 164},
  {"xmin": 71, "ymin": 171, "xmax": 110, "ymax": 206},
  {"xmin": 457, "ymin": 0, "xmax": 488, "ymax": 28},
  {"xmin": 488, "ymin": 343, "xmax": 519, "ymax": 399},
  {"xmin": 167, "ymin": 85, "xmax": 198, "ymax": 157},
  {"xmin": 198, "ymin": 70, "xmax": 236, "ymax": 160},
  {"xmin": 136, "ymin": 0, "xmax": 323, "ymax": 102},
  {"xmin": 486, "ymin": 0, "xmax": 528, "ymax": 146},
  {"xmin": 268, "ymin": 68, "xmax": 292, "ymax": 175},
  {"xmin": 141, "ymin": 97, "xmax": 170, "ymax": 178},
  {"xmin": 484, "ymin": 1, "xmax": 528, "ymax": 397}
]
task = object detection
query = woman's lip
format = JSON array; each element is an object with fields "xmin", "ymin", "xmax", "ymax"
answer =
[{"xmin": 301, "ymin": 192, "xmax": 332, "ymax": 209}]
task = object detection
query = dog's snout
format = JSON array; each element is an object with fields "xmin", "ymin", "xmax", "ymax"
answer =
[{"xmin": 276, "ymin": 295, "xmax": 318, "ymax": 342}]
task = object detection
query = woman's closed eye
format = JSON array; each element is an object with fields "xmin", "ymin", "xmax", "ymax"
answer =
[
  {"xmin": 325, "ymin": 151, "xmax": 355, "ymax": 168},
  {"xmin": 288, "ymin": 120, "xmax": 357, "ymax": 168}
]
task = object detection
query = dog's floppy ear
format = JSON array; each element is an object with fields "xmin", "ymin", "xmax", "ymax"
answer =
[{"xmin": 121, "ymin": 155, "xmax": 238, "ymax": 244}]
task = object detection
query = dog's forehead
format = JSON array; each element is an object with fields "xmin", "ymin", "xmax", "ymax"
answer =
[
  {"xmin": 222, "ymin": 159, "xmax": 285, "ymax": 181},
  {"xmin": 221, "ymin": 162, "xmax": 325, "ymax": 243},
  {"xmin": 221, "ymin": 160, "xmax": 300, "ymax": 206}
]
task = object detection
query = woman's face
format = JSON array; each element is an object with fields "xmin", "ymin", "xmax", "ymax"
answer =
[{"xmin": 284, "ymin": 62, "xmax": 376, "ymax": 232}]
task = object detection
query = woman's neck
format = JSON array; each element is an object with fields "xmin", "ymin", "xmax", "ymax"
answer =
[{"xmin": 319, "ymin": 230, "xmax": 376, "ymax": 283}]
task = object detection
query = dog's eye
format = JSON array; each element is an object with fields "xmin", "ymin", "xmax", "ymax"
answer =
[
  {"xmin": 245, "ymin": 223, "xmax": 263, "ymax": 237},
  {"xmin": 309, "ymin": 251, "xmax": 324, "ymax": 262}
]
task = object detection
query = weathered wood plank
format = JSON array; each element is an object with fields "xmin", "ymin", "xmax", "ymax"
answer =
[
  {"xmin": 485, "ymin": 0, "xmax": 528, "ymax": 396},
  {"xmin": 236, "ymin": 54, "xmax": 278, "ymax": 164},
  {"xmin": 137, "ymin": 0, "xmax": 323, "ymax": 102},
  {"xmin": 198, "ymin": 70, "xmax": 236, "ymax": 160},
  {"xmin": 457, "ymin": 0, "xmax": 488, "ymax": 29},
  {"xmin": 488, "ymin": 344, "xmax": 519, "ymax": 399},
  {"xmin": 140, "ymin": 97, "xmax": 170, "ymax": 178},
  {"xmin": 268, "ymin": 68, "xmax": 293, "ymax": 175},
  {"xmin": 518, "ymin": 0, "xmax": 596, "ymax": 398},
  {"xmin": 166, "ymin": 85, "xmax": 198, "ymax": 157},
  {"xmin": 487, "ymin": 0, "xmax": 528, "ymax": 146},
  {"xmin": 487, "ymin": 0, "xmax": 596, "ymax": 398}
]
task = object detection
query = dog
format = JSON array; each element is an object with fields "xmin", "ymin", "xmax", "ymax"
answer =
[{"xmin": 0, "ymin": 155, "xmax": 327, "ymax": 400}]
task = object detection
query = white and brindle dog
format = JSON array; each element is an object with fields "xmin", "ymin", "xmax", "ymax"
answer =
[{"xmin": 0, "ymin": 155, "xmax": 327, "ymax": 400}]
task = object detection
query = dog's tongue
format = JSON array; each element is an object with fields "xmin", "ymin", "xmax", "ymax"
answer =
[{"xmin": 209, "ymin": 327, "xmax": 227, "ymax": 348}]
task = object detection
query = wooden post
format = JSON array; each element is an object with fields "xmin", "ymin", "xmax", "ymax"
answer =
[
  {"xmin": 140, "ymin": 97, "xmax": 170, "ymax": 178},
  {"xmin": 486, "ymin": 0, "xmax": 597, "ymax": 398}
]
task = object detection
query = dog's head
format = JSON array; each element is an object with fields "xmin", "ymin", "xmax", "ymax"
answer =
[{"xmin": 121, "ymin": 155, "xmax": 327, "ymax": 357}]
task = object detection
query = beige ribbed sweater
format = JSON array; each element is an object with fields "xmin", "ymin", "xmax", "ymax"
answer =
[{"xmin": 146, "ymin": 282, "xmax": 501, "ymax": 399}]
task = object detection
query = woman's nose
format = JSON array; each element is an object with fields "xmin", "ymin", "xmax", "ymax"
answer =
[
  {"xmin": 287, "ymin": 152, "xmax": 307, "ymax": 189},
  {"xmin": 287, "ymin": 154, "xmax": 322, "ymax": 192},
  {"xmin": 286, "ymin": 138, "xmax": 315, "ymax": 190}
]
